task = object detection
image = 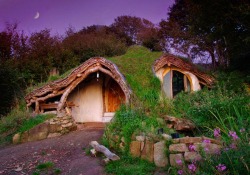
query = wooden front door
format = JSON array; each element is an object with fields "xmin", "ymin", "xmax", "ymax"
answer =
[{"xmin": 106, "ymin": 79, "xmax": 125, "ymax": 112}]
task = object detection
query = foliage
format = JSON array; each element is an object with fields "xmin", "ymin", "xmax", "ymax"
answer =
[
  {"xmin": 0, "ymin": 100, "xmax": 29, "ymax": 143},
  {"xmin": 104, "ymin": 46, "xmax": 173, "ymax": 156},
  {"xmin": 160, "ymin": 0, "xmax": 250, "ymax": 70},
  {"xmin": 33, "ymin": 161, "xmax": 61, "ymax": 174},
  {"xmin": 105, "ymin": 155, "xmax": 156, "ymax": 175},
  {"xmin": 169, "ymin": 105, "xmax": 249, "ymax": 175},
  {"xmin": 18, "ymin": 114, "xmax": 54, "ymax": 133},
  {"xmin": 111, "ymin": 15, "xmax": 162, "ymax": 50},
  {"xmin": 0, "ymin": 61, "xmax": 25, "ymax": 116},
  {"xmin": 172, "ymin": 72, "xmax": 249, "ymax": 133},
  {"xmin": 0, "ymin": 99, "xmax": 54, "ymax": 145}
]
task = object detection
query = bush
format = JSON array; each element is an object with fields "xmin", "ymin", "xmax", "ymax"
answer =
[{"xmin": 172, "ymin": 72, "xmax": 249, "ymax": 134}]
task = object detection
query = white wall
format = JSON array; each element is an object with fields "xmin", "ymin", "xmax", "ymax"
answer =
[{"xmin": 68, "ymin": 79, "xmax": 103, "ymax": 122}]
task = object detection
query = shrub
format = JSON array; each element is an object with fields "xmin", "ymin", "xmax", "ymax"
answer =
[{"xmin": 172, "ymin": 72, "xmax": 249, "ymax": 134}]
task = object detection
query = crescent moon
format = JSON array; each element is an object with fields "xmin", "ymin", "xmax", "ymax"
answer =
[{"xmin": 34, "ymin": 12, "xmax": 40, "ymax": 19}]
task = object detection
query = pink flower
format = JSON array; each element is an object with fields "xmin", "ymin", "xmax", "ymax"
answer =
[
  {"xmin": 188, "ymin": 163, "xmax": 197, "ymax": 173},
  {"xmin": 230, "ymin": 143, "xmax": 237, "ymax": 149},
  {"xmin": 188, "ymin": 144, "xmax": 196, "ymax": 151},
  {"xmin": 214, "ymin": 128, "xmax": 221, "ymax": 138},
  {"xmin": 178, "ymin": 169, "xmax": 184, "ymax": 175},
  {"xmin": 228, "ymin": 131, "xmax": 239, "ymax": 140},
  {"xmin": 203, "ymin": 139, "xmax": 211, "ymax": 144},
  {"xmin": 216, "ymin": 164, "xmax": 227, "ymax": 172},
  {"xmin": 176, "ymin": 159, "xmax": 182, "ymax": 165}
]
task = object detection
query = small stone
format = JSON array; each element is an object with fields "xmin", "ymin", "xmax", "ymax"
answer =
[
  {"xmin": 62, "ymin": 122, "xmax": 73, "ymax": 128},
  {"xmin": 101, "ymin": 158, "xmax": 110, "ymax": 165},
  {"xmin": 154, "ymin": 141, "xmax": 168, "ymax": 167},
  {"xmin": 201, "ymin": 143, "xmax": 222, "ymax": 154},
  {"xmin": 61, "ymin": 120, "xmax": 69, "ymax": 124},
  {"xmin": 179, "ymin": 137, "xmax": 202, "ymax": 144},
  {"xmin": 202, "ymin": 136, "xmax": 222, "ymax": 145},
  {"xmin": 130, "ymin": 141, "xmax": 141, "ymax": 157},
  {"xmin": 169, "ymin": 154, "xmax": 184, "ymax": 167},
  {"xmin": 141, "ymin": 141, "xmax": 154, "ymax": 162},
  {"xmin": 49, "ymin": 124, "xmax": 62, "ymax": 133},
  {"xmin": 136, "ymin": 135, "xmax": 145, "ymax": 142},
  {"xmin": 169, "ymin": 143, "xmax": 188, "ymax": 153},
  {"xmin": 194, "ymin": 143, "xmax": 202, "ymax": 151},
  {"xmin": 162, "ymin": 134, "xmax": 172, "ymax": 140},
  {"xmin": 184, "ymin": 152, "xmax": 202, "ymax": 162},
  {"xmin": 13, "ymin": 133, "xmax": 21, "ymax": 144},
  {"xmin": 121, "ymin": 137, "xmax": 125, "ymax": 143},
  {"xmin": 172, "ymin": 138, "xmax": 180, "ymax": 143}
]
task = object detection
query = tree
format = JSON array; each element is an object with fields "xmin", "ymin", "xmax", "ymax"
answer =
[
  {"xmin": 111, "ymin": 15, "xmax": 162, "ymax": 49},
  {"xmin": 160, "ymin": 0, "xmax": 250, "ymax": 70},
  {"xmin": 62, "ymin": 25, "xmax": 127, "ymax": 64}
]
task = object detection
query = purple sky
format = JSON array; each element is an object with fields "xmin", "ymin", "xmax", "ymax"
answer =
[{"xmin": 0, "ymin": 0, "xmax": 174, "ymax": 35}]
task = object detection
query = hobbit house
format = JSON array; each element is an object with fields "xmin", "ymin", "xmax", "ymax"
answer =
[
  {"xmin": 153, "ymin": 54, "xmax": 214, "ymax": 98},
  {"xmin": 25, "ymin": 57, "xmax": 131, "ymax": 123}
]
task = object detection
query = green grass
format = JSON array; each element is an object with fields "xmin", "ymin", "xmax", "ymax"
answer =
[
  {"xmin": 18, "ymin": 114, "xmax": 55, "ymax": 133},
  {"xmin": 0, "ymin": 99, "xmax": 55, "ymax": 145},
  {"xmin": 105, "ymin": 156, "xmax": 156, "ymax": 175}
]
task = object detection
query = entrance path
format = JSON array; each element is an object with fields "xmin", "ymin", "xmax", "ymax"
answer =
[{"xmin": 0, "ymin": 126, "xmax": 105, "ymax": 175}]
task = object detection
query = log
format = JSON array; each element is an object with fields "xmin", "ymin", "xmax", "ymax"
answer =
[{"xmin": 90, "ymin": 141, "xmax": 120, "ymax": 160}]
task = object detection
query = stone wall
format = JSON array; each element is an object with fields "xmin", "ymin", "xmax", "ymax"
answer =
[
  {"xmin": 13, "ymin": 115, "xmax": 77, "ymax": 144},
  {"xmin": 129, "ymin": 135, "xmax": 222, "ymax": 168}
]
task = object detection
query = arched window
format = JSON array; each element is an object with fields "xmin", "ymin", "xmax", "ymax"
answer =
[{"xmin": 163, "ymin": 70, "xmax": 191, "ymax": 98}]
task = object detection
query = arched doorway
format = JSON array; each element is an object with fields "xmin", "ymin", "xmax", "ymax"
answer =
[{"xmin": 67, "ymin": 72, "xmax": 126, "ymax": 123}]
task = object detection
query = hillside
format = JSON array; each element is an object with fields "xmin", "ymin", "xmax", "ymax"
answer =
[{"xmin": 0, "ymin": 46, "xmax": 249, "ymax": 175}]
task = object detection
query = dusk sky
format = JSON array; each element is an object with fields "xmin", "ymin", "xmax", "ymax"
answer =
[{"xmin": 0, "ymin": 0, "xmax": 174, "ymax": 35}]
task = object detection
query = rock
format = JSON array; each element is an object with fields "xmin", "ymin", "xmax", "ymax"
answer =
[
  {"xmin": 119, "ymin": 142, "xmax": 125, "ymax": 151},
  {"xmin": 61, "ymin": 120, "xmax": 69, "ymax": 124},
  {"xmin": 20, "ymin": 131, "xmax": 28, "ymax": 143},
  {"xmin": 169, "ymin": 143, "xmax": 188, "ymax": 153},
  {"xmin": 47, "ymin": 133, "xmax": 62, "ymax": 138},
  {"xmin": 169, "ymin": 154, "xmax": 184, "ymax": 167},
  {"xmin": 184, "ymin": 152, "xmax": 202, "ymax": 162},
  {"xmin": 136, "ymin": 135, "xmax": 145, "ymax": 142},
  {"xmin": 62, "ymin": 116, "xmax": 71, "ymax": 120},
  {"xmin": 101, "ymin": 158, "xmax": 110, "ymax": 165},
  {"xmin": 121, "ymin": 137, "xmax": 125, "ymax": 143},
  {"xmin": 179, "ymin": 137, "xmax": 202, "ymax": 144},
  {"xmin": 28, "ymin": 122, "xmax": 49, "ymax": 142},
  {"xmin": 68, "ymin": 124, "xmax": 77, "ymax": 131},
  {"xmin": 164, "ymin": 116, "xmax": 195, "ymax": 131},
  {"xmin": 154, "ymin": 141, "xmax": 168, "ymax": 167},
  {"xmin": 62, "ymin": 122, "xmax": 73, "ymax": 128},
  {"xmin": 141, "ymin": 141, "xmax": 154, "ymax": 162},
  {"xmin": 202, "ymin": 136, "xmax": 222, "ymax": 145},
  {"xmin": 172, "ymin": 138, "xmax": 180, "ymax": 143},
  {"xmin": 13, "ymin": 133, "xmax": 21, "ymax": 144},
  {"xmin": 130, "ymin": 141, "xmax": 141, "ymax": 157},
  {"xmin": 193, "ymin": 143, "xmax": 202, "ymax": 151},
  {"xmin": 162, "ymin": 134, "xmax": 172, "ymax": 140},
  {"xmin": 49, "ymin": 124, "xmax": 62, "ymax": 133},
  {"xmin": 201, "ymin": 143, "xmax": 222, "ymax": 154}
]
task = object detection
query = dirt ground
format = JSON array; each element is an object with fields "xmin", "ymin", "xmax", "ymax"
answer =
[{"xmin": 0, "ymin": 127, "xmax": 106, "ymax": 175}]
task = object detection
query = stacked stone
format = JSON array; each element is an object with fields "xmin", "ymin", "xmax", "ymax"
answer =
[
  {"xmin": 130, "ymin": 134, "xmax": 171, "ymax": 167},
  {"xmin": 169, "ymin": 137, "xmax": 222, "ymax": 166},
  {"xmin": 129, "ymin": 135, "xmax": 222, "ymax": 168},
  {"xmin": 13, "ymin": 115, "xmax": 77, "ymax": 144}
]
